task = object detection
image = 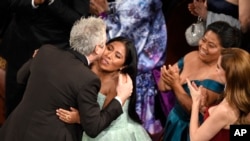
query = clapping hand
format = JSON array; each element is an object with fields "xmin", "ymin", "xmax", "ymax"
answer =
[
  {"xmin": 160, "ymin": 64, "xmax": 180, "ymax": 88},
  {"xmin": 89, "ymin": 0, "xmax": 109, "ymax": 16},
  {"xmin": 188, "ymin": 0, "xmax": 207, "ymax": 20}
]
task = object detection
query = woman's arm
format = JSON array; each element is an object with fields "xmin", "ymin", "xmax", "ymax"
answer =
[
  {"xmin": 190, "ymin": 104, "xmax": 229, "ymax": 141},
  {"xmin": 163, "ymin": 64, "xmax": 194, "ymax": 113},
  {"xmin": 187, "ymin": 78, "xmax": 228, "ymax": 141}
]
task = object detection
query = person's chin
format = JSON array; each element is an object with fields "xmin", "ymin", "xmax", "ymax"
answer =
[{"xmin": 198, "ymin": 50, "xmax": 208, "ymax": 59}]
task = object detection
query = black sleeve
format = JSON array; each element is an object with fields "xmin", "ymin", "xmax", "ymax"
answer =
[
  {"xmin": 17, "ymin": 59, "xmax": 32, "ymax": 85},
  {"xmin": 46, "ymin": 0, "xmax": 90, "ymax": 25}
]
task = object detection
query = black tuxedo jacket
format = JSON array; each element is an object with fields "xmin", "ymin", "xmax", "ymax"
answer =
[
  {"xmin": 0, "ymin": 44, "xmax": 123, "ymax": 141},
  {"xmin": 0, "ymin": 0, "xmax": 91, "ymax": 116}
]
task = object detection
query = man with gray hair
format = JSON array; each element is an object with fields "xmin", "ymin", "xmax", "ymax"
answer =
[{"xmin": 0, "ymin": 17, "xmax": 133, "ymax": 141}]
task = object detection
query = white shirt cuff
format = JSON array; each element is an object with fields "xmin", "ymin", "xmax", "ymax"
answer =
[
  {"xmin": 31, "ymin": 0, "xmax": 54, "ymax": 8},
  {"xmin": 31, "ymin": 0, "xmax": 39, "ymax": 8},
  {"xmin": 48, "ymin": 0, "xmax": 54, "ymax": 5},
  {"xmin": 115, "ymin": 96, "xmax": 122, "ymax": 106}
]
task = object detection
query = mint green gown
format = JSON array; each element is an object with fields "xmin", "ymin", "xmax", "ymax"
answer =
[{"xmin": 82, "ymin": 93, "xmax": 152, "ymax": 141}]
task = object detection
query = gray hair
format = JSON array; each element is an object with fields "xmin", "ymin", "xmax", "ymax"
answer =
[{"xmin": 69, "ymin": 17, "xmax": 106, "ymax": 55}]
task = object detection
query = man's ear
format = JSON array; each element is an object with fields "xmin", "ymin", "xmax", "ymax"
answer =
[
  {"xmin": 93, "ymin": 45, "xmax": 100, "ymax": 55},
  {"xmin": 93, "ymin": 44, "xmax": 105, "ymax": 56}
]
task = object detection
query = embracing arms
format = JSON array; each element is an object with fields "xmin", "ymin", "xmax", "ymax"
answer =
[
  {"xmin": 187, "ymin": 78, "xmax": 230, "ymax": 141},
  {"xmin": 57, "ymin": 73, "xmax": 133, "ymax": 137}
]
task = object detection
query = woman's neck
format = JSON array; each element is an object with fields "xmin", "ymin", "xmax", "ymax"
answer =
[{"xmin": 91, "ymin": 63, "xmax": 119, "ymax": 81}]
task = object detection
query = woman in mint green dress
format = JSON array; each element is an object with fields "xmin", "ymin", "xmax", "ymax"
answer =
[
  {"xmin": 56, "ymin": 36, "xmax": 151, "ymax": 141},
  {"xmin": 81, "ymin": 92, "xmax": 151, "ymax": 141}
]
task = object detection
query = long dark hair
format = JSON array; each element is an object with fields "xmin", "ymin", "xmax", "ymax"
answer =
[{"xmin": 107, "ymin": 36, "xmax": 141, "ymax": 124}]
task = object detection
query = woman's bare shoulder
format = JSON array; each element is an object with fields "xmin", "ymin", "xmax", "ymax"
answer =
[
  {"xmin": 210, "ymin": 100, "xmax": 239, "ymax": 126},
  {"xmin": 184, "ymin": 51, "xmax": 199, "ymax": 62},
  {"xmin": 207, "ymin": 71, "xmax": 224, "ymax": 84}
]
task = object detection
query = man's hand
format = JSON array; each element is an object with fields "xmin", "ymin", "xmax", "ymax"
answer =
[
  {"xmin": 34, "ymin": 0, "xmax": 54, "ymax": 6},
  {"xmin": 116, "ymin": 73, "xmax": 133, "ymax": 105},
  {"xmin": 34, "ymin": 0, "xmax": 46, "ymax": 6}
]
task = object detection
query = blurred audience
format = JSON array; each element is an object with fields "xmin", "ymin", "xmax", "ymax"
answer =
[{"xmin": 188, "ymin": 0, "xmax": 250, "ymax": 52}]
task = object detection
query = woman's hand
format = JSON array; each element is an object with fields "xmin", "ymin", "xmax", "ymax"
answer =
[
  {"xmin": 188, "ymin": 0, "xmax": 207, "ymax": 20},
  {"xmin": 56, "ymin": 107, "xmax": 80, "ymax": 124},
  {"xmin": 116, "ymin": 73, "xmax": 133, "ymax": 105},
  {"xmin": 186, "ymin": 78, "xmax": 202, "ymax": 106},
  {"xmin": 161, "ymin": 65, "xmax": 180, "ymax": 88}
]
